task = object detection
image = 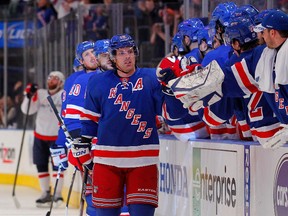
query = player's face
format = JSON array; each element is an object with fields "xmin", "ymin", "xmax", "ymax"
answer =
[
  {"xmin": 199, "ymin": 40, "xmax": 208, "ymax": 52},
  {"xmin": 81, "ymin": 48, "xmax": 98, "ymax": 71},
  {"xmin": 47, "ymin": 75, "xmax": 61, "ymax": 90},
  {"xmin": 115, "ymin": 47, "xmax": 136, "ymax": 76},
  {"xmin": 212, "ymin": 36, "xmax": 221, "ymax": 49},
  {"xmin": 262, "ymin": 29, "xmax": 275, "ymax": 48},
  {"xmin": 257, "ymin": 32, "xmax": 265, "ymax": 45},
  {"xmin": 98, "ymin": 52, "xmax": 113, "ymax": 71}
]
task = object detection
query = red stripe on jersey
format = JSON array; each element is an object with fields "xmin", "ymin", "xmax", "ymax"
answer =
[
  {"xmin": 65, "ymin": 108, "xmax": 82, "ymax": 115},
  {"xmin": 34, "ymin": 132, "xmax": 57, "ymax": 141},
  {"xmin": 234, "ymin": 62, "xmax": 258, "ymax": 93},
  {"xmin": 92, "ymin": 149, "xmax": 159, "ymax": 158},
  {"xmin": 209, "ymin": 127, "xmax": 236, "ymax": 135},
  {"xmin": 162, "ymin": 102, "xmax": 168, "ymax": 120},
  {"xmin": 238, "ymin": 122, "xmax": 250, "ymax": 132},
  {"xmin": 80, "ymin": 113, "xmax": 100, "ymax": 122},
  {"xmin": 251, "ymin": 127, "xmax": 281, "ymax": 138},
  {"xmin": 170, "ymin": 121, "xmax": 206, "ymax": 133},
  {"xmin": 203, "ymin": 107, "xmax": 224, "ymax": 126}
]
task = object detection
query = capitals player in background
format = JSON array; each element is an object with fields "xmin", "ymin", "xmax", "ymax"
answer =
[
  {"xmin": 71, "ymin": 34, "xmax": 163, "ymax": 216},
  {"xmin": 21, "ymin": 71, "xmax": 65, "ymax": 207}
]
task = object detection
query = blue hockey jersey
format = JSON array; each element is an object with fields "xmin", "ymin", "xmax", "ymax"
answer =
[
  {"xmin": 55, "ymin": 70, "xmax": 85, "ymax": 147},
  {"xmin": 221, "ymin": 45, "xmax": 282, "ymax": 143},
  {"xmin": 65, "ymin": 72, "xmax": 97, "ymax": 137},
  {"xmin": 81, "ymin": 68, "xmax": 164, "ymax": 168}
]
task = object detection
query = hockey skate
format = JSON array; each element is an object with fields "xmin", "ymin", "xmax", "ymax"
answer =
[
  {"xmin": 35, "ymin": 190, "xmax": 52, "ymax": 208},
  {"xmin": 53, "ymin": 196, "xmax": 64, "ymax": 208}
]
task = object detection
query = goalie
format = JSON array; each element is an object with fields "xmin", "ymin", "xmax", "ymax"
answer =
[{"xmin": 157, "ymin": 59, "xmax": 225, "ymax": 112}]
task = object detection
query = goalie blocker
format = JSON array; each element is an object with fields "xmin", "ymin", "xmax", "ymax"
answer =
[{"xmin": 168, "ymin": 60, "xmax": 225, "ymax": 110}]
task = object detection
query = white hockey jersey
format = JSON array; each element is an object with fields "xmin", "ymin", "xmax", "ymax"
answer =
[{"xmin": 21, "ymin": 89, "xmax": 63, "ymax": 140}]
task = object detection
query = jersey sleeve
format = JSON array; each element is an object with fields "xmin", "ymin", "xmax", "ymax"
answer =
[{"xmin": 80, "ymin": 76, "xmax": 101, "ymax": 138}]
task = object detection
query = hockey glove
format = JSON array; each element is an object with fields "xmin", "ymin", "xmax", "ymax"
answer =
[
  {"xmin": 262, "ymin": 125, "xmax": 288, "ymax": 149},
  {"xmin": 24, "ymin": 83, "xmax": 38, "ymax": 99},
  {"xmin": 71, "ymin": 138, "xmax": 93, "ymax": 169},
  {"xmin": 50, "ymin": 145, "xmax": 68, "ymax": 171},
  {"xmin": 68, "ymin": 150, "xmax": 84, "ymax": 172},
  {"xmin": 156, "ymin": 68, "xmax": 177, "ymax": 86}
]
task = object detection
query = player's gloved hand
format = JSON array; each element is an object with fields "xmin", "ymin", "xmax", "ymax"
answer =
[
  {"xmin": 262, "ymin": 125, "xmax": 288, "ymax": 149},
  {"xmin": 156, "ymin": 68, "xmax": 177, "ymax": 86},
  {"xmin": 65, "ymin": 137, "xmax": 73, "ymax": 149},
  {"xmin": 186, "ymin": 64, "xmax": 202, "ymax": 73},
  {"xmin": 50, "ymin": 145, "xmax": 68, "ymax": 171},
  {"xmin": 71, "ymin": 138, "xmax": 92, "ymax": 168},
  {"xmin": 68, "ymin": 150, "xmax": 84, "ymax": 172},
  {"xmin": 24, "ymin": 83, "xmax": 38, "ymax": 99}
]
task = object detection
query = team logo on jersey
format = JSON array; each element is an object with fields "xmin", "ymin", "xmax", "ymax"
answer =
[
  {"xmin": 107, "ymin": 77, "xmax": 152, "ymax": 138},
  {"xmin": 108, "ymin": 78, "xmax": 144, "ymax": 98}
]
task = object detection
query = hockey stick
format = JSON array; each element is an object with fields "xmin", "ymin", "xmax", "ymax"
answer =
[
  {"xmin": 47, "ymin": 95, "xmax": 73, "ymax": 141},
  {"xmin": 12, "ymin": 97, "xmax": 32, "ymax": 208},
  {"xmin": 79, "ymin": 167, "xmax": 89, "ymax": 216},
  {"xmin": 47, "ymin": 95, "xmax": 91, "ymax": 214},
  {"xmin": 46, "ymin": 164, "xmax": 62, "ymax": 216},
  {"xmin": 65, "ymin": 167, "xmax": 77, "ymax": 216}
]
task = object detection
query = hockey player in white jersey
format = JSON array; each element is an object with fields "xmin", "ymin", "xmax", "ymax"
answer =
[{"xmin": 21, "ymin": 71, "xmax": 65, "ymax": 207}]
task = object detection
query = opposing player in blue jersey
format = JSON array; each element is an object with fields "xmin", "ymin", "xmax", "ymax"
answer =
[{"xmin": 72, "ymin": 34, "xmax": 163, "ymax": 216}]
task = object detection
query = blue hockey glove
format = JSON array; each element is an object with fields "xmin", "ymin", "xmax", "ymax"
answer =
[
  {"xmin": 50, "ymin": 145, "xmax": 68, "ymax": 171},
  {"xmin": 157, "ymin": 68, "xmax": 177, "ymax": 86}
]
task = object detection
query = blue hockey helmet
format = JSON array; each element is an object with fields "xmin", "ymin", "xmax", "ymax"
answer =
[
  {"xmin": 253, "ymin": 9, "xmax": 274, "ymax": 25},
  {"xmin": 196, "ymin": 28, "xmax": 212, "ymax": 48},
  {"xmin": 94, "ymin": 39, "xmax": 110, "ymax": 56},
  {"xmin": 178, "ymin": 18, "xmax": 204, "ymax": 42},
  {"xmin": 73, "ymin": 57, "xmax": 81, "ymax": 68},
  {"xmin": 232, "ymin": 5, "xmax": 259, "ymax": 22},
  {"xmin": 109, "ymin": 34, "xmax": 138, "ymax": 58},
  {"xmin": 224, "ymin": 16, "xmax": 257, "ymax": 46},
  {"xmin": 171, "ymin": 32, "xmax": 187, "ymax": 53},
  {"xmin": 75, "ymin": 41, "xmax": 95, "ymax": 61},
  {"xmin": 208, "ymin": 2, "xmax": 237, "ymax": 40},
  {"xmin": 211, "ymin": 2, "xmax": 238, "ymax": 27}
]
